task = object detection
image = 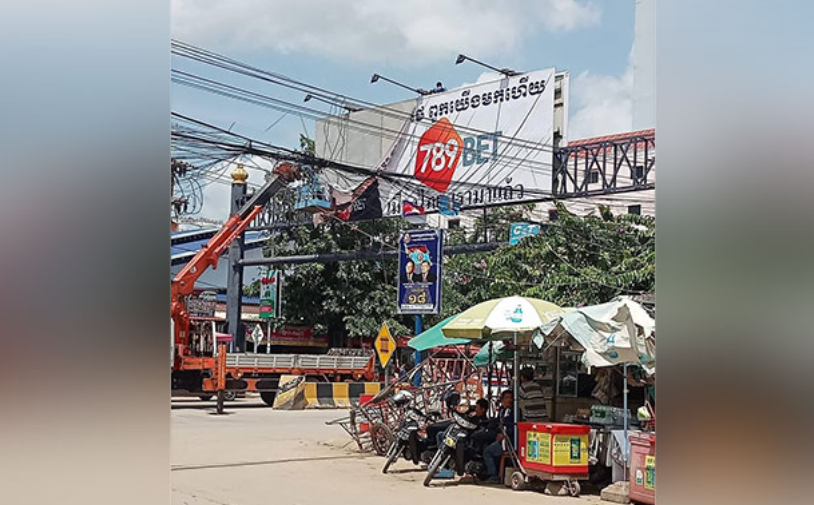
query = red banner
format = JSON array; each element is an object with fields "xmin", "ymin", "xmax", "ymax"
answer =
[{"xmin": 270, "ymin": 326, "xmax": 328, "ymax": 347}]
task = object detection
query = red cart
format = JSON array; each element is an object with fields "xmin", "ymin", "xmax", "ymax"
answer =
[
  {"xmin": 629, "ymin": 432, "xmax": 656, "ymax": 504},
  {"xmin": 508, "ymin": 422, "xmax": 591, "ymax": 496}
]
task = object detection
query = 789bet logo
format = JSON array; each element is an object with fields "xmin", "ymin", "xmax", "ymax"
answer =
[{"xmin": 414, "ymin": 117, "xmax": 501, "ymax": 193}]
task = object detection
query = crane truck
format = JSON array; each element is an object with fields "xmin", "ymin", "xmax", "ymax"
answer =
[{"xmin": 170, "ymin": 165, "xmax": 376, "ymax": 410}]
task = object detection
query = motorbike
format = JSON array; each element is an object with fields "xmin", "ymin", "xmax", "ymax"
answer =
[
  {"xmin": 422, "ymin": 396, "xmax": 490, "ymax": 486},
  {"xmin": 381, "ymin": 391, "xmax": 441, "ymax": 474}
]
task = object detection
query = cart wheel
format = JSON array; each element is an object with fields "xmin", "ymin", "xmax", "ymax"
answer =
[
  {"xmin": 510, "ymin": 471, "xmax": 527, "ymax": 491},
  {"xmin": 567, "ymin": 480, "xmax": 581, "ymax": 497},
  {"xmin": 369, "ymin": 423, "xmax": 394, "ymax": 457}
]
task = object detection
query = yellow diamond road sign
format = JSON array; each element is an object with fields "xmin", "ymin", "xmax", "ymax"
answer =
[{"xmin": 374, "ymin": 322, "xmax": 396, "ymax": 368}]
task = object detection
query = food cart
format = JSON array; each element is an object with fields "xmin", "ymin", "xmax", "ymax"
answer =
[{"xmin": 507, "ymin": 421, "xmax": 591, "ymax": 496}]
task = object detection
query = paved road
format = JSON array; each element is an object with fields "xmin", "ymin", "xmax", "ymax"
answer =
[{"xmin": 172, "ymin": 396, "xmax": 603, "ymax": 505}]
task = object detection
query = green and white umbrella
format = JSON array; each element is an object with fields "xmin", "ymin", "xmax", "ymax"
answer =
[
  {"xmin": 442, "ymin": 296, "xmax": 563, "ymax": 441},
  {"xmin": 407, "ymin": 315, "xmax": 470, "ymax": 351},
  {"xmin": 442, "ymin": 296, "xmax": 564, "ymax": 340}
]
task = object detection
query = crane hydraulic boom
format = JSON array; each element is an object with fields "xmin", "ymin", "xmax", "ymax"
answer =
[{"xmin": 170, "ymin": 168, "xmax": 296, "ymax": 365}]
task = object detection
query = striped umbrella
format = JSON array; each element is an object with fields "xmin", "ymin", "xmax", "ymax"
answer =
[
  {"xmin": 441, "ymin": 296, "xmax": 563, "ymax": 441},
  {"xmin": 441, "ymin": 296, "xmax": 563, "ymax": 340}
]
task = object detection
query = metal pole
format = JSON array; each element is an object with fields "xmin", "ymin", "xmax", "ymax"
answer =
[
  {"xmin": 216, "ymin": 343, "xmax": 227, "ymax": 415},
  {"xmin": 622, "ymin": 363, "xmax": 630, "ymax": 477},
  {"xmin": 413, "ymin": 316, "xmax": 422, "ymax": 387},
  {"xmin": 226, "ymin": 167, "xmax": 248, "ymax": 353},
  {"xmin": 513, "ymin": 332, "xmax": 519, "ymax": 445},
  {"xmin": 487, "ymin": 341, "xmax": 494, "ymax": 405},
  {"xmin": 552, "ymin": 346, "xmax": 560, "ymax": 422},
  {"xmin": 239, "ymin": 241, "xmax": 508, "ymax": 266},
  {"xmin": 266, "ymin": 320, "xmax": 271, "ymax": 354},
  {"xmin": 483, "ymin": 208, "xmax": 488, "ymax": 243},
  {"xmin": 211, "ymin": 321, "xmax": 217, "ymax": 357}
]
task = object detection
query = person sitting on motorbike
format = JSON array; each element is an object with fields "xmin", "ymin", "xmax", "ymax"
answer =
[
  {"xmin": 482, "ymin": 389, "xmax": 515, "ymax": 484},
  {"xmin": 427, "ymin": 397, "xmax": 490, "ymax": 450}
]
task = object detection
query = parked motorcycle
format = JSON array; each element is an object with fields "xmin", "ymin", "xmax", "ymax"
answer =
[
  {"xmin": 422, "ymin": 394, "xmax": 490, "ymax": 486},
  {"xmin": 381, "ymin": 391, "xmax": 441, "ymax": 474}
]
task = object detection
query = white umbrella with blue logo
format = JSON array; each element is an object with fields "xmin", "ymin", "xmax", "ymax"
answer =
[{"xmin": 442, "ymin": 296, "xmax": 564, "ymax": 442}]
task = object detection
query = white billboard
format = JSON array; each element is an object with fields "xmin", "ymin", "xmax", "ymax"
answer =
[{"xmin": 376, "ymin": 68, "xmax": 557, "ymax": 215}]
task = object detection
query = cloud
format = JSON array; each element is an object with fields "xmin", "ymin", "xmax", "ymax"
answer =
[
  {"xmin": 567, "ymin": 65, "xmax": 633, "ymax": 140},
  {"xmin": 172, "ymin": 0, "xmax": 600, "ymax": 64}
]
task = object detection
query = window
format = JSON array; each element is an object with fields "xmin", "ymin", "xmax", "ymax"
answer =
[
  {"xmin": 589, "ymin": 170, "xmax": 599, "ymax": 184},
  {"xmin": 447, "ymin": 218, "xmax": 460, "ymax": 229},
  {"xmin": 628, "ymin": 204, "xmax": 642, "ymax": 215},
  {"xmin": 634, "ymin": 165, "xmax": 645, "ymax": 179}
]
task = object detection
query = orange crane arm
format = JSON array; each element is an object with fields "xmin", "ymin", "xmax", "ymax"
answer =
[
  {"xmin": 170, "ymin": 167, "xmax": 297, "ymax": 363},
  {"xmin": 171, "ymin": 206, "xmax": 263, "ymax": 355}
]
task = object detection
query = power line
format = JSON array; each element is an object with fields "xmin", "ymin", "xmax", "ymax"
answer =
[
  {"xmin": 171, "ymin": 69, "xmax": 557, "ymax": 177},
  {"xmin": 171, "ymin": 112, "xmax": 559, "ymax": 199},
  {"xmin": 171, "ymin": 39, "xmax": 558, "ymax": 155}
]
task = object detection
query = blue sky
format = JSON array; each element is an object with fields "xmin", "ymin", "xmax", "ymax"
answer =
[{"xmin": 171, "ymin": 0, "xmax": 640, "ymax": 221}]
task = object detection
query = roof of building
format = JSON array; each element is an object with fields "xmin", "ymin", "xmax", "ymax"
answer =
[
  {"xmin": 171, "ymin": 228, "xmax": 267, "ymax": 266},
  {"xmin": 568, "ymin": 129, "xmax": 655, "ymax": 147}
]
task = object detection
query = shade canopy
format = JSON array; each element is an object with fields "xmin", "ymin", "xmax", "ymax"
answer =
[
  {"xmin": 472, "ymin": 341, "xmax": 513, "ymax": 366},
  {"xmin": 442, "ymin": 296, "xmax": 563, "ymax": 340},
  {"xmin": 406, "ymin": 315, "xmax": 470, "ymax": 351},
  {"xmin": 539, "ymin": 296, "xmax": 656, "ymax": 374}
]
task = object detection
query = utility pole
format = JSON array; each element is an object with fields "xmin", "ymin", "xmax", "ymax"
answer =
[
  {"xmin": 413, "ymin": 316, "xmax": 422, "ymax": 387},
  {"xmin": 226, "ymin": 164, "xmax": 248, "ymax": 352}
]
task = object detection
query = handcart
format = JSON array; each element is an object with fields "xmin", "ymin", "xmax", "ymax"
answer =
[{"xmin": 503, "ymin": 422, "xmax": 591, "ymax": 497}]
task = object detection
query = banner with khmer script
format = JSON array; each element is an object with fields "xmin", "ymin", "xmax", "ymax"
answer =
[{"xmin": 377, "ymin": 68, "xmax": 557, "ymax": 215}]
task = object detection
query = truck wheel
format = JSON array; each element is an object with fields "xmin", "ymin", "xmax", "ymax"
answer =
[
  {"xmin": 567, "ymin": 480, "xmax": 581, "ymax": 497},
  {"xmin": 198, "ymin": 395, "xmax": 213, "ymax": 401},
  {"xmin": 260, "ymin": 391, "xmax": 277, "ymax": 406}
]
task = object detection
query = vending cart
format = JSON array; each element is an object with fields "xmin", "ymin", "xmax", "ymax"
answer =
[{"xmin": 510, "ymin": 422, "xmax": 591, "ymax": 496}]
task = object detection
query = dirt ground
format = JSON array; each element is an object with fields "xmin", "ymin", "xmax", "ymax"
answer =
[{"xmin": 171, "ymin": 396, "xmax": 604, "ymax": 505}]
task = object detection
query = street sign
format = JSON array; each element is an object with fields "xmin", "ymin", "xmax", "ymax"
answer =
[
  {"xmin": 374, "ymin": 322, "xmax": 396, "ymax": 368},
  {"xmin": 510, "ymin": 222, "xmax": 542, "ymax": 245},
  {"xmin": 260, "ymin": 269, "xmax": 283, "ymax": 319},
  {"xmin": 251, "ymin": 324, "xmax": 264, "ymax": 345}
]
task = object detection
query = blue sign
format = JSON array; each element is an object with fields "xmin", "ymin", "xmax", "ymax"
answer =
[
  {"xmin": 509, "ymin": 222, "xmax": 542, "ymax": 245},
  {"xmin": 398, "ymin": 229, "xmax": 443, "ymax": 314},
  {"xmin": 437, "ymin": 195, "xmax": 460, "ymax": 217}
]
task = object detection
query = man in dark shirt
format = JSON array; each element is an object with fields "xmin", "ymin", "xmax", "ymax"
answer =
[
  {"xmin": 428, "ymin": 397, "xmax": 490, "ymax": 450},
  {"xmin": 483, "ymin": 390, "xmax": 514, "ymax": 483}
]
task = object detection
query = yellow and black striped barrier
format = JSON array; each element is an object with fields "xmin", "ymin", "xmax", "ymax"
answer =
[{"xmin": 302, "ymin": 381, "xmax": 383, "ymax": 409}]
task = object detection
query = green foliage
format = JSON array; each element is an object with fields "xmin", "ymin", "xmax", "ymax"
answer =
[
  {"xmin": 299, "ymin": 134, "xmax": 316, "ymax": 156},
  {"xmin": 243, "ymin": 281, "xmax": 260, "ymax": 298},
  {"xmin": 435, "ymin": 202, "xmax": 654, "ymax": 320},
  {"xmin": 264, "ymin": 202, "xmax": 654, "ymax": 343},
  {"xmin": 264, "ymin": 217, "xmax": 412, "ymax": 342},
  {"xmin": 480, "ymin": 202, "xmax": 655, "ymax": 307}
]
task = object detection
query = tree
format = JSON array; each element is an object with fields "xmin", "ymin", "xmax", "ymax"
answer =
[
  {"xmin": 474, "ymin": 202, "xmax": 655, "ymax": 307},
  {"xmin": 263, "ymin": 217, "xmax": 413, "ymax": 346},
  {"xmin": 255, "ymin": 198, "xmax": 654, "ymax": 344}
]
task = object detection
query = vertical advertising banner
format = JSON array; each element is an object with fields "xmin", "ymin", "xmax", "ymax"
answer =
[
  {"xmin": 259, "ymin": 269, "xmax": 282, "ymax": 319},
  {"xmin": 398, "ymin": 229, "xmax": 443, "ymax": 314}
]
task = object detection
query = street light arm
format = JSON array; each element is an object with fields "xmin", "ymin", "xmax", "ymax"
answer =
[
  {"xmin": 455, "ymin": 54, "xmax": 518, "ymax": 77},
  {"xmin": 370, "ymin": 73, "xmax": 427, "ymax": 95}
]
